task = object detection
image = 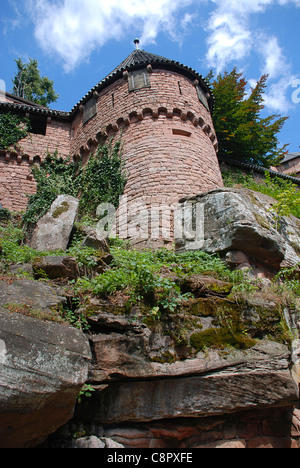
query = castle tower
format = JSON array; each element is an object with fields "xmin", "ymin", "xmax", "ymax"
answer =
[
  {"xmin": 70, "ymin": 42, "xmax": 223, "ymax": 246},
  {"xmin": 0, "ymin": 42, "xmax": 223, "ymax": 244}
]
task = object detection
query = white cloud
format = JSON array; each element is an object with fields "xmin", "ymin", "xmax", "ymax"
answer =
[
  {"xmin": 23, "ymin": 0, "xmax": 300, "ymax": 113},
  {"xmin": 27, "ymin": 0, "xmax": 193, "ymax": 72},
  {"xmin": 206, "ymin": 12, "xmax": 251, "ymax": 72},
  {"xmin": 260, "ymin": 36, "xmax": 286, "ymax": 79},
  {"xmin": 204, "ymin": 0, "xmax": 300, "ymax": 112}
]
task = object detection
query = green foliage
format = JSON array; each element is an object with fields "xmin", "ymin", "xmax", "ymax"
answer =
[
  {"xmin": 0, "ymin": 207, "xmax": 11, "ymax": 221},
  {"xmin": 78, "ymin": 141, "xmax": 126, "ymax": 214},
  {"xmin": 0, "ymin": 217, "xmax": 41, "ymax": 266},
  {"xmin": 207, "ymin": 68, "xmax": 288, "ymax": 167},
  {"xmin": 76, "ymin": 247, "xmax": 251, "ymax": 317},
  {"xmin": 275, "ymin": 265, "xmax": 300, "ymax": 298},
  {"xmin": 60, "ymin": 305, "xmax": 90, "ymax": 332},
  {"xmin": 0, "ymin": 112, "xmax": 30, "ymax": 150},
  {"xmin": 11, "ymin": 58, "xmax": 58, "ymax": 107},
  {"xmin": 77, "ymin": 384, "xmax": 95, "ymax": 404},
  {"xmin": 23, "ymin": 152, "xmax": 81, "ymax": 226},
  {"xmin": 23, "ymin": 141, "xmax": 126, "ymax": 226},
  {"xmin": 222, "ymin": 169, "xmax": 300, "ymax": 219}
]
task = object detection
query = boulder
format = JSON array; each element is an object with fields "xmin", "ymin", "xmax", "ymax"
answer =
[
  {"xmin": 0, "ymin": 309, "xmax": 91, "ymax": 448},
  {"xmin": 32, "ymin": 256, "xmax": 79, "ymax": 281},
  {"xmin": 71, "ymin": 436, "xmax": 105, "ymax": 448},
  {"xmin": 0, "ymin": 278, "xmax": 67, "ymax": 312},
  {"xmin": 176, "ymin": 188, "xmax": 300, "ymax": 273},
  {"xmin": 29, "ymin": 195, "xmax": 79, "ymax": 252},
  {"xmin": 79, "ymin": 226, "xmax": 110, "ymax": 252},
  {"xmin": 179, "ymin": 274, "xmax": 233, "ymax": 297}
]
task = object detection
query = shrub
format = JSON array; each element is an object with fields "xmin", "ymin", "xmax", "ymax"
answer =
[
  {"xmin": 222, "ymin": 169, "xmax": 300, "ymax": 219},
  {"xmin": 76, "ymin": 247, "xmax": 252, "ymax": 316},
  {"xmin": 23, "ymin": 140, "xmax": 126, "ymax": 226}
]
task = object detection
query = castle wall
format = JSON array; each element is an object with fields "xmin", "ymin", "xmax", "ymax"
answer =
[
  {"xmin": 1, "ymin": 67, "xmax": 223, "ymax": 237},
  {"xmin": 19, "ymin": 119, "xmax": 71, "ymax": 160},
  {"xmin": 0, "ymin": 119, "xmax": 71, "ymax": 211},
  {"xmin": 70, "ymin": 69, "xmax": 222, "ymax": 243},
  {"xmin": 0, "ymin": 154, "xmax": 37, "ymax": 212},
  {"xmin": 277, "ymin": 157, "xmax": 300, "ymax": 178}
]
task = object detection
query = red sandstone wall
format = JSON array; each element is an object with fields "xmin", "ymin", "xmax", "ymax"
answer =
[
  {"xmin": 0, "ymin": 155, "xmax": 36, "ymax": 212},
  {"xmin": 70, "ymin": 70, "xmax": 222, "ymax": 241},
  {"xmin": 19, "ymin": 119, "xmax": 71, "ymax": 160},
  {"xmin": 277, "ymin": 157, "xmax": 300, "ymax": 177},
  {"xmin": 1, "ymin": 68, "xmax": 223, "ymax": 220},
  {"xmin": 69, "ymin": 69, "xmax": 222, "ymax": 243},
  {"xmin": 0, "ymin": 119, "xmax": 70, "ymax": 211},
  {"xmin": 71, "ymin": 69, "xmax": 219, "ymax": 162}
]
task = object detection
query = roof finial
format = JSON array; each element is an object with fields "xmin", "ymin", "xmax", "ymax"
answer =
[{"xmin": 134, "ymin": 38, "xmax": 140, "ymax": 50}]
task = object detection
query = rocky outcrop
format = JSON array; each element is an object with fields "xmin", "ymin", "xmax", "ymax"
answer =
[
  {"xmin": 32, "ymin": 256, "xmax": 79, "ymax": 281},
  {"xmin": 81, "ymin": 343, "xmax": 297, "ymax": 425},
  {"xmin": 29, "ymin": 195, "xmax": 79, "ymax": 251},
  {"xmin": 0, "ymin": 278, "xmax": 67, "ymax": 311},
  {"xmin": 62, "ymin": 286, "xmax": 299, "ymax": 448},
  {"xmin": 0, "ymin": 308, "xmax": 91, "ymax": 448},
  {"xmin": 1, "ymin": 188, "xmax": 299, "ymax": 448},
  {"xmin": 176, "ymin": 188, "xmax": 300, "ymax": 274}
]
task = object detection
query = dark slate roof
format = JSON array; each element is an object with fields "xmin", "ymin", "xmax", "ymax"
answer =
[
  {"xmin": 0, "ymin": 92, "xmax": 69, "ymax": 119},
  {"xmin": 0, "ymin": 47, "xmax": 213, "ymax": 118},
  {"xmin": 280, "ymin": 152, "xmax": 300, "ymax": 163},
  {"xmin": 70, "ymin": 48, "xmax": 214, "ymax": 114},
  {"xmin": 219, "ymin": 155, "xmax": 300, "ymax": 185}
]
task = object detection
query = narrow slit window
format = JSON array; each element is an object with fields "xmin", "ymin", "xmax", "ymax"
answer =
[{"xmin": 172, "ymin": 129, "xmax": 191, "ymax": 137}]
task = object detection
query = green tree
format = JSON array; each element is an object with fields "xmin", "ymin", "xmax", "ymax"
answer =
[
  {"xmin": 11, "ymin": 58, "xmax": 59, "ymax": 107},
  {"xmin": 207, "ymin": 68, "xmax": 288, "ymax": 167}
]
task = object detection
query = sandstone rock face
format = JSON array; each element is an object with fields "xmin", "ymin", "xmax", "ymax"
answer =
[
  {"xmin": 0, "ymin": 309, "xmax": 91, "ymax": 448},
  {"xmin": 32, "ymin": 256, "xmax": 79, "ymax": 281},
  {"xmin": 77, "ymin": 337, "xmax": 298, "ymax": 425},
  {"xmin": 176, "ymin": 188, "xmax": 300, "ymax": 273},
  {"xmin": 29, "ymin": 195, "xmax": 79, "ymax": 251},
  {"xmin": 68, "ymin": 289, "xmax": 299, "ymax": 448},
  {"xmin": 0, "ymin": 279, "xmax": 67, "ymax": 311}
]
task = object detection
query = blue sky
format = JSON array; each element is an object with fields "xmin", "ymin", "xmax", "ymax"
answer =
[{"xmin": 1, "ymin": 0, "xmax": 300, "ymax": 153}]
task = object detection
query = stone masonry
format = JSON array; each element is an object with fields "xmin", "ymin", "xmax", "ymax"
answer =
[{"xmin": 0, "ymin": 46, "xmax": 223, "ymax": 239}]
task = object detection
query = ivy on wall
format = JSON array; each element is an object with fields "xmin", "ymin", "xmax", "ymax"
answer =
[
  {"xmin": 23, "ymin": 140, "xmax": 126, "ymax": 226},
  {"xmin": 0, "ymin": 112, "xmax": 30, "ymax": 150}
]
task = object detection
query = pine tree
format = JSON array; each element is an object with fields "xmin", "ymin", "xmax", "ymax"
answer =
[
  {"xmin": 208, "ymin": 68, "xmax": 288, "ymax": 167},
  {"xmin": 11, "ymin": 58, "xmax": 59, "ymax": 108}
]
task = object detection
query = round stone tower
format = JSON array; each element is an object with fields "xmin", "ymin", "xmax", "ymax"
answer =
[{"xmin": 70, "ymin": 42, "xmax": 223, "ymax": 246}]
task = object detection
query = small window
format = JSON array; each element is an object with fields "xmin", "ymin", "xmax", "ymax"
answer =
[
  {"xmin": 29, "ymin": 115, "xmax": 47, "ymax": 135},
  {"xmin": 128, "ymin": 69, "xmax": 151, "ymax": 92},
  {"xmin": 83, "ymin": 97, "xmax": 97, "ymax": 124},
  {"xmin": 172, "ymin": 129, "xmax": 191, "ymax": 137},
  {"xmin": 196, "ymin": 86, "xmax": 209, "ymax": 111}
]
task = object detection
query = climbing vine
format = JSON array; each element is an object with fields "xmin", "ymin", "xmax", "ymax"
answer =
[
  {"xmin": 23, "ymin": 140, "xmax": 126, "ymax": 226},
  {"xmin": 0, "ymin": 112, "xmax": 30, "ymax": 150}
]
